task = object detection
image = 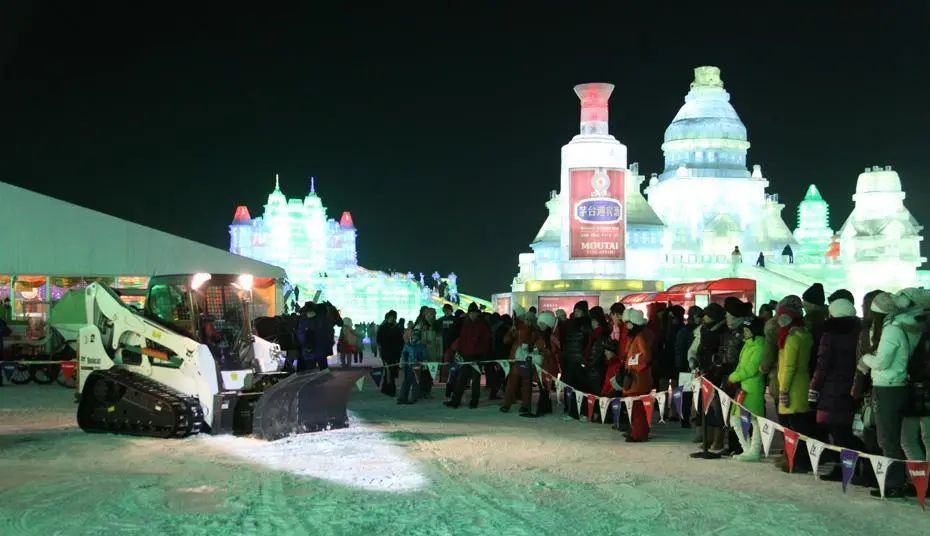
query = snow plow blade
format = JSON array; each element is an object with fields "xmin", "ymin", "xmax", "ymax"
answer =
[{"xmin": 251, "ymin": 368, "xmax": 368, "ymax": 441}]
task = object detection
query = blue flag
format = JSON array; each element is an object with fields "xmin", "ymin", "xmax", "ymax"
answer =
[
  {"xmin": 840, "ymin": 449, "xmax": 859, "ymax": 493},
  {"xmin": 672, "ymin": 386, "xmax": 684, "ymax": 419},
  {"xmin": 611, "ymin": 399, "xmax": 621, "ymax": 427},
  {"xmin": 740, "ymin": 407, "xmax": 752, "ymax": 440}
]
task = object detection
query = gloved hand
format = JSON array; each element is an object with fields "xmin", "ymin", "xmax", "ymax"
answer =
[
  {"xmin": 610, "ymin": 376, "xmax": 622, "ymax": 391},
  {"xmin": 779, "ymin": 391, "xmax": 790, "ymax": 407},
  {"xmin": 807, "ymin": 389, "xmax": 820, "ymax": 403}
]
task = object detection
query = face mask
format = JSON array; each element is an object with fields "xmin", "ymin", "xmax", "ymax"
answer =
[{"xmin": 777, "ymin": 314, "xmax": 793, "ymax": 327}]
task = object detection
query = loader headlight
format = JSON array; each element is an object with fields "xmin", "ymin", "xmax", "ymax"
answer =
[
  {"xmin": 191, "ymin": 273, "xmax": 212, "ymax": 290},
  {"xmin": 237, "ymin": 274, "xmax": 254, "ymax": 291}
]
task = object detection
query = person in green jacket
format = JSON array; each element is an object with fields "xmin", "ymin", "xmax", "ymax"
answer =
[{"xmin": 728, "ymin": 317, "xmax": 766, "ymax": 461}]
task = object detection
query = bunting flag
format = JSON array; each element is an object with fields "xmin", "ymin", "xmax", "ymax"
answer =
[
  {"xmin": 807, "ymin": 439, "xmax": 826, "ymax": 478},
  {"xmin": 718, "ymin": 390, "xmax": 732, "ymax": 424},
  {"xmin": 610, "ymin": 399, "xmax": 621, "ymax": 428},
  {"xmin": 370, "ymin": 367, "xmax": 384, "ymax": 387},
  {"xmin": 470, "ymin": 363, "xmax": 482, "ymax": 374},
  {"xmin": 598, "ymin": 397, "xmax": 611, "ymax": 424},
  {"xmin": 783, "ymin": 428, "xmax": 800, "ymax": 473},
  {"xmin": 623, "ymin": 397, "xmax": 634, "ymax": 424},
  {"xmin": 563, "ymin": 387, "xmax": 573, "ymax": 410},
  {"xmin": 840, "ymin": 449, "xmax": 859, "ymax": 493},
  {"xmin": 655, "ymin": 392, "xmax": 667, "ymax": 423},
  {"xmin": 425, "ymin": 362, "xmax": 439, "ymax": 379},
  {"xmin": 60, "ymin": 361, "xmax": 77, "ymax": 382},
  {"xmin": 355, "ymin": 377, "xmax": 365, "ymax": 392},
  {"xmin": 556, "ymin": 380, "xmax": 565, "ymax": 405},
  {"xmin": 1, "ymin": 362, "xmax": 15, "ymax": 382},
  {"xmin": 585, "ymin": 394, "xmax": 597, "ymax": 422},
  {"xmin": 499, "ymin": 360, "xmax": 511, "ymax": 377},
  {"xmin": 739, "ymin": 407, "xmax": 752, "ymax": 441},
  {"xmin": 868, "ymin": 455, "xmax": 894, "ymax": 499},
  {"xmin": 700, "ymin": 378, "xmax": 715, "ymax": 416},
  {"xmin": 575, "ymin": 389, "xmax": 585, "ymax": 419},
  {"xmin": 759, "ymin": 418, "xmax": 777, "ymax": 457},
  {"xmin": 672, "ymin": 387, "xmax": 684, "ymax": 419},
  {"xmin": 692, "ymin": 384, "xmax": 700, "ymax": 412},
  {"xmin": 905, "ymin": 460, "xmax": 929, "ymax": 509},
  {"xmin": 640, "ymin": 395, "xmax": 654, "ymax": 427}
]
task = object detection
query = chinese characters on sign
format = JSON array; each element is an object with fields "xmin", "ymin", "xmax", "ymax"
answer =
[{"xmin": 569, "ymin": 167, "xmax": 625, "ymax": 260}]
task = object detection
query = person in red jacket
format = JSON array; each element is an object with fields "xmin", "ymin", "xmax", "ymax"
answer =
[
  {"xmin": 445, "ymin": 302, "xmax": 491, "ymax": 408},
  {"xmin": 500, "ymin": 305, "xmax": 535, "ymax": 413},
  {"xmin": 621, "ymin": 308, "xmax": 654, "ymax": 442}
]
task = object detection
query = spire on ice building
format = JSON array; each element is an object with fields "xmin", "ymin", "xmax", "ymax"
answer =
[{"xmin": 794, "ymin": 184, "xmax": 834, "ymax": 258}]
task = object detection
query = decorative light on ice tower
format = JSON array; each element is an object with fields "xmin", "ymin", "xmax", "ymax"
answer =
[{"xmin": 794, "ymin": 184, "xmax": 834, "ymax": 258}]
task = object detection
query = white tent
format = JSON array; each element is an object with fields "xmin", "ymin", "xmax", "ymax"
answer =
[{"xmin": 0, "ymin": 181, "xmax": 286, "ymax": 279}]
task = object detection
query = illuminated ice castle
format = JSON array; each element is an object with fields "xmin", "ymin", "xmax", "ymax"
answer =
[
  {"xmin": 229, "ymin": 176, "xmax": 474, "ymax": 321},
  {"xmin": 503, "ymin": 66, "xmax": 926, "ymax": 310}
]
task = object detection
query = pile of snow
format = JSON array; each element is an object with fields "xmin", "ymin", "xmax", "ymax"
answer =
[{"xmin": 204, "ymin": 413, "xmax": 428, "ymax": 493}]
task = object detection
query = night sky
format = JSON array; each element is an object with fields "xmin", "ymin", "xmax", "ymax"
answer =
[{"xmin": 2, "ymin": 3, "xmax": 928, "ymax": 298}]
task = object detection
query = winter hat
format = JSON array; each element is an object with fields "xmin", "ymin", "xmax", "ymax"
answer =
[
  {"xmin": 897, "ymin": 287, "xmax": 930, "ymax": 311},
  {"xmin": 828, "ymin": 289, "xmax": 855, "ymax": 304},
  {"xmin": 537, "ymin": 311, "xmax": 557, "ymax": 331},
  {"xmin": 512, "ymin": 303, "xmax": 526, "ymax": 320},
  {"xmin": 776, "ymin": 295, "xmax": 804, "ymax": 326},
  {"xmin": 467, "ymin": 302, "xmax": 479, "ymax": 313},
  {"xmin": 573, "ymin": 300, "xmax": 590, "ymax": 316},
  {"xmin": 724, "ymin": 297, "xmax": 744, "ymax": 317},
  {"xmin": 802, "ymin": 283, "xmax": 825, "ymax": 307},
  {"xmin": 828, "ymin": 298, "xmax": 856, "ymax": 319},
  {"xmin": 703, "ymin": 302, "xmax": 725, "ymax": 322},
  {"xmin": 668, "ymin": 305, "xmax": 686, "ymax": 321},
  {"xmin": 626, "ymin": 308, "xmax": 647, "ymax": 326}
]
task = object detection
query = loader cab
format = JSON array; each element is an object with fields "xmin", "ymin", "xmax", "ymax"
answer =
[{"xmin": 144, "ymin": 273, "xmax": 256, "ymax": 370}]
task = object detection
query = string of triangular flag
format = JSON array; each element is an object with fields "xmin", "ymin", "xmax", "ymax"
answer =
[{"xmin": 696, "ymin": 375, "xmax": 930, "ymax": 507}]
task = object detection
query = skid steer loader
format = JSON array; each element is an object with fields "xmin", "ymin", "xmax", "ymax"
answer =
[{"xmin": 76, "ymin": 273, "xmax": 365, "ymax": 440}]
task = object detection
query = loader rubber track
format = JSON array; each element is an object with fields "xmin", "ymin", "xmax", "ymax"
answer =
[{"xmin": 77, "ymin": 368, "xmax": 204, "ymax": 438}]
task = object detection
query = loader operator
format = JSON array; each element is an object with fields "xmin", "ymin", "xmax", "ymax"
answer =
[{"xmin": 295, "ymin": 303, "xmax": 325, "ymax": 372}]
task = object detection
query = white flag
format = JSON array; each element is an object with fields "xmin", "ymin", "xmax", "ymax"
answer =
[
  {"xmin": 692, "ymin": 386, "xmax": 700, "ymax": 412},
  {"xmin": 499, "ymin": 360, "xmax": 511, "ymax": 377},
  {"xmin": 759, "ymin": 418, "xmax": 777, "ymax": 457},
  {"xmin": 555, "ymin": 380, "xmax": 565, "ymax": 405},
  {"xmin": 575, "ymin": 390, "xmax": 585, "ymax": 417},
  {"xmin": 425, "ymin": 362, "xmax": 439, "ymax": 379},
  {"xmin": 623, "ymin": 397, "xmax": 634, "ymax": 423},
  {"xmin": 807, "ymin": 439, "xmax": 826, "ymax": 477},
  {"xmin": 868, "ymin": 455, "xmax": 894, "ymax": 498},
  {"xmin": 355, "ymin": 376, "xmax": 365, "ymax": 392},
  {"xmin": 718, "ymin": 390, "xmax": 732, "ymax": 422},
  {"xmin": 599, "ymin": 397, "xmax": 611, "ymax": 424},
  {"xmin": 470, "ymin": 363, "xmax": 482, "ymax": 374},
  {"xmin": 656, "ymin": 392, "xmax": 667, "ymax": 423}
]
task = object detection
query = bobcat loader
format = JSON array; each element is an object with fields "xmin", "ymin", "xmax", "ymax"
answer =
[{"xmin": 76, "ymin": 274, "xmax": 364, "ymax": 440}]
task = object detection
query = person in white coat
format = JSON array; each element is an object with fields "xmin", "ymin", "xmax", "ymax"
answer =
[{"xmin": 860, "ymin": 290, "xmax": 925, "ymax": 498}]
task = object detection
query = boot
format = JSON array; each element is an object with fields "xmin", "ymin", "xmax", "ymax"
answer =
[
  {"xmin": 710, "ymin": 427, "xmax": 725, "ymax": 451},
  {"xmin": 733, "ymin": 422, "xmax": 761, "ymax": 462}
]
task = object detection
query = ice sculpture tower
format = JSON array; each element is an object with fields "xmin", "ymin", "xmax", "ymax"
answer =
[
  {"xmin": 839, "ymin": 166, "xmax": 925, "ymax": 294},
  {"xmin": 794, "ymin": 184, "xmax": 834, "ymax": 259},
  {"xmin": 646, "ymin": 66, "xmax": 795, "ymax": 260}
]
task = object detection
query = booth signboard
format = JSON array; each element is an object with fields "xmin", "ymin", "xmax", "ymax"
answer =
[
  {"xmin": 569, "ymin": 167, "xmax": 625, "ymax": 260},
  {"xmin": 538, "ymin": 295, "xmax": 599, "ymax": 313}
]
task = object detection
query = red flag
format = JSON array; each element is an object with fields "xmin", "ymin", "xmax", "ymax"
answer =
[
  {"xmin": 783, "ymin": 428, "xmax": 800, "ymax": 473},
  {"xmin": 60, "ymin": 361, "xmax": 77, "ymax": 382},
  {"xmin": 906, "ymin": 461, "xmax": 929, "ymax": 510},
  {"xmin": 639, "ymin": 395, "xmax": 654, "ymax": 428},
  {"xmin": 700, "ymin": 377, "xmax": 715, "ymax": 415},
  {"xmin": 586, "ymin": 394, "xmax": 596, "ymax": 422}
]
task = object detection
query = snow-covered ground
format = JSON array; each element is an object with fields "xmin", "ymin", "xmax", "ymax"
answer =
[{"xmin": 0, "ymin": 381, "xmax": 925, "ymax": 536}]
